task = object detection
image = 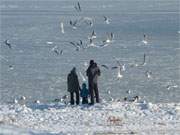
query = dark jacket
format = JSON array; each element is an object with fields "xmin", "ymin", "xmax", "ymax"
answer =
[
  {"xmin": 67, "ymin": 71, "xmax": 80, "ymax": 92},
  {"xmin": 86, "ymin": 65, "xmax": 94, "ymax": 81},
  {"xmin": 93, "ymin": 66, "xmax": 101, "ymax": 84},
  {"xmin": 86, "ymin": 64, "xmax": 101, "ymax": 84},
  {"xmin": 80, "ymin": 83, "xmax": 89, "ymax": 97},
  {"xmin": 92, "ymin": 65, "xmax": 101, "ymax": 84}
]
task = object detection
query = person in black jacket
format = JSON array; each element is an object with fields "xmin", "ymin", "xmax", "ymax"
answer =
[
  {"xmin": 67, "ymin": 67, "xmax": 80, "ymax": 105},
  {"xmin": 86, "ymin": 60, "xmax": 101, "ymax": 105}
]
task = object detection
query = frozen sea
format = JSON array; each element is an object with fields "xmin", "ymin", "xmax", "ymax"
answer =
[{"xmin": 0, "ymin": 0, "xmax": 180, "ymax": 104}]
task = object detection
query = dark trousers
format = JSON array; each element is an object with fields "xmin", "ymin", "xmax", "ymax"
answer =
[
  {"xmin": 82, "ymin": 97, "xmax": 88, "ymax": 104},
  {"xmin": 89, "ymin": 82, "xmax": 100, "ymax": 104},
  {"xmin": 70, "ymin": 92, "xmax": 79, "ymax": 105}
]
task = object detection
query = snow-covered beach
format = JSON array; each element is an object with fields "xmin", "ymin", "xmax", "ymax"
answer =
[{"xmin": 1, "ymin": 101, "xmax": 180, "ymax": 135}]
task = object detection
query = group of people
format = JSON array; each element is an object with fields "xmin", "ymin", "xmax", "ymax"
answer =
[{"xmin": 67, "ymin": 60, "xmax": 101, "ymax": 105}]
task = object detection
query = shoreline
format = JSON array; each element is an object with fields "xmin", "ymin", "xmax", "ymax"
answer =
[{"xmin": 0, "ymin": 101, "xmax": 180, "ymax": 134}]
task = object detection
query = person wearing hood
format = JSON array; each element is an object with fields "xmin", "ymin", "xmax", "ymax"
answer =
[
  {"xmin": 67, "ymin": 67, "xmax": 80, "ymax": 105},
  {"xmin": 86, "ymin": 60, "xmax": 101, "ymax": 105},
  {"xmin": 80, "ymin": 83, "xmax": 89, "ymax": 104}
]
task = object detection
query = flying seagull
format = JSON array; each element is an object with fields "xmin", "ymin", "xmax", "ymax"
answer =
[
  {"xmin": 91, "ymin": 30, "xmax": 96, "ymax": 39},
  {"xmin": 140, "ymin": 53, "xmax": 146, "ymax": 66},
  {"xmin": 103, "ymin": 16, "xmax": 110, "ymax": 24},
  {"xmin": 103, "ymin": 32, "xmax": 114, "ymax": 44},
  {"xmin": 69, "ymin": 41, "xmax": 80, "ymax": 51},
  {"xmin": 60, "ymin": 22, "xmax": 65, "ymax": 34},
  {"xmin": 70, "ymin": 20, "xmax": 78, "ymax": 29},
  {"xmin": 74, "ymin": 2, "xmax": 81, "ymax": 12},
  {"xmin": 4, "ymin": 40, "xmax": 12, "ymax": 49},
  {"xmin": 101, "ymin": 64, "xmax": 109, "ymax": 69},
  {"xmin": 89, "ymin": 30, "xmax": 96, "ymax": 39},
  {"xmin": 51, "ymin": 46, "xmax": 61, "ymax": 55},
  {"xmin": 117, "ymin": 66, "xmax": 123, "ymax": 79},
  {"xmin": 145, "ymin": 70, "xmax": 152, "ymax": 78},
  {"xmin": 142, "ymin": 34, "xmax": 148, "ymax": 45}
]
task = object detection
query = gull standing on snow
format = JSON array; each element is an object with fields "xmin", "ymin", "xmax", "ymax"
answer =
[{"xmin": 19, "ymin": 96, "xmax": 26, "ymax": 105}]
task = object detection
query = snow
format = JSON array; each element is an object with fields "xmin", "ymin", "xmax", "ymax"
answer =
[{"xmin": 0, "ymin": 101, "xmax": 180, "ymax": 135}]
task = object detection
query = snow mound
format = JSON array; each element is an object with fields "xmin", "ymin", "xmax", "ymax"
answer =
[{"xmin": 0, "ymin": 101, "xmax": 180, "ymax": 135}]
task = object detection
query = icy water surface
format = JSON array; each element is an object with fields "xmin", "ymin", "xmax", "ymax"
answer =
[{"xmin": 0, "ymin": 0, "xmax": 179, "ymax": 103}]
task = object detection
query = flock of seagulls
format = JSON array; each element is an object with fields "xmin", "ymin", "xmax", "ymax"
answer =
[{"xmin": 1, "ymin": 1, "xmax": 178, "ymax": 104}]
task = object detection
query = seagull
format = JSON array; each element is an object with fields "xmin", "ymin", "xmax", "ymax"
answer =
[
  {"xmin": 130, "ymin": 54, "xmax": 146, "ymax": 67},
  {"xmin": 88, "ymin": 39, "xmax": 96, "ymax": 47},
  {"xmin": 61, "ymin": 95, "xmax": 69, "ymax": 104},
  {"xmin": 124, "ymin": 96, "xmax": 139, "ymax": 102},
  {"xmin": 88, "ymin": 30, "xmax": 96, "ymax": 39},
  {"xmin": 34, "ymin": 100, "xmax": 40, "ymax": 104},
  {"xmin": 126, "ymin": 90, "xmax": 131, "ymax": 94},
  {"xmin": 103, "ymin": 32, "xmax": 114, "ymax": 44},
  {"xmin": 84, "ymin": 19, "xmax": 93, "ymax": 27},
  {"xmin": 51, "ymin": 46, "xmax": 60, "ymax": 55},
  {"xmin": 9, "ymin": 65, "xmax": 14, "ymax": 70},
  {"xmin": 103, "ymin": 16, "xmax": 110, "ymax": 24},
  {"xmin": 121, "ymin": 64, "xmax": 126, "ymax": 71},
  {"xmin": 14, "ymin": 98, "xmax": 18, "ymax": 104},
  {"xmin": 0, "ymin": 55, "xmax": 9, "ymax": 62},
  {"xmin": 60, "ymin": 22, "xmax": 65, "ymax": 34},
  {"xmin": 74, "ymin": 2, "xmax": 81, "ymax": 12},
  {"xmin": 117, "ymin": 66, "xmax": 123, "ymax": 79},
  {"xmin": 70, "ymin": 20, "xmax": 78, "ymax": 29},
  {"xmin": 166, "ymin": 84, "xmax": 178, "ymax": 90},
  {"xmin": 79, "ymin": 17, "xmax": 93, "ymax": 27},
  {"xmin": 145, "ymin": 70, "xmax": 152, "ymax": 78},
  {"xmin": 4, "ymin": 40, "xmax": 12, "ymax": 49},
  {"xmin": 76, "ymin": 40, "xmax": 84, "ymax": 49},
  {"xmin": 101, "ymin": 64, "xmax": 109, "ymax": 69},
  {"xmin": 142, "ymin": 34, "xmax": 148, "ymax": 45},
  {"xmin": 19, "ymin": 96, "xmax": 26, "ymax": 105},
  {"xmin": 60, "ymin": 50, "xmax": 63, "ymax": 55},
  {"xmin": 46, "ymin": 41, "xmax": 53, "ymax": 45},
  {"xmin": 69, "ymin": 41, "xmax": 80, "ymax": 51},
  {"xmin": 92, "ymin": 30, "xmax": 96, "ymax": 39},
  {"xmin": 110, "ymin": 32, "xmax": 114, "ymax": 41},
  {"xmin": 140, "ymin": 53, "xmax": 146, "ymax": 66},
  {"xmin": 107, "ymin": 90, "xmax": 111, "ymax": 95},
  {"xmin": 111, "ymin": 59, "xmax": 124, "ymax": 79}
]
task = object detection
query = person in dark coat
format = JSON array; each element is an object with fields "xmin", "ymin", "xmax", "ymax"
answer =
[
  {"xmin": 80, "ymin": 83, "xmax": 89, "ymax": 104},
  {"xmin": 86, "ymin": 60, "xmax": 101, "ymax": 105},
  {"xmin": 67, "ymin": 67, "xmax": 80, "ymax": 105}
]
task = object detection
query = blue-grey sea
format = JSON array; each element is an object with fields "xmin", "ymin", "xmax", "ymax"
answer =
[{"xmin": 0, "ymin": 0, "xmax": 179, "ymax": 103}]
